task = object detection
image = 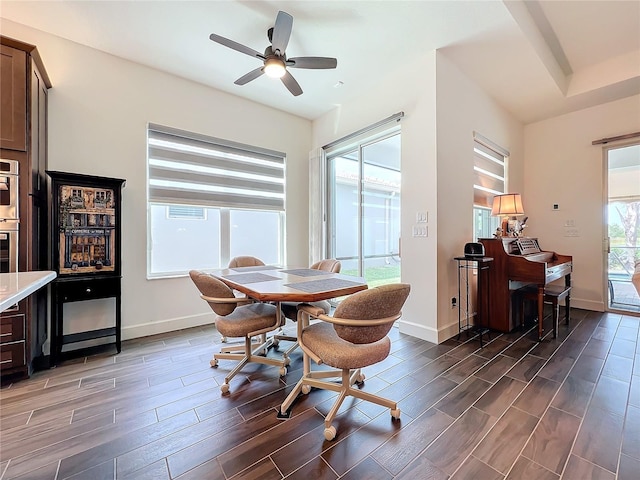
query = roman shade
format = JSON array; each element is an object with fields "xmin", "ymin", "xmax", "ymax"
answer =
[
  {"xmin": 147, "ymin": 123, "xmax": 285, "ymax": 211},
  {"xmin": 473, "ymin": 133, "xmax": 508, "ymax": 208}
]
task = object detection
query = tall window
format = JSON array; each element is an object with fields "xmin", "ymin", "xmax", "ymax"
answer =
[
  {"xmin": 147, "ymin": 124, "xmax": 285, "ymax": 278},
  {"xmin": 473, "ymin": 132, "xmax": 508, "ymax": 240},
  {"xmin": 325, "ymin": 119, "xmax": 401, "ymax": 288}
]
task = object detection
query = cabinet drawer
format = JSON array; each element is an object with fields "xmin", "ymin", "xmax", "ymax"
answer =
[
  {"xmin": 57, "ymin": 277, "xmax": 120, "ymax": 302},
  {"xmin": 0, "ymin": 341, "xmax": 26, "ymax": 369},
  {"xmin": 0, "ymin": 314, "xmax": 25, "ymax": 343}
]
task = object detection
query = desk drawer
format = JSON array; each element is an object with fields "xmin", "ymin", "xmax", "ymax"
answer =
[
  {"xmin": 0, "ymin": 341, "xmax": 25, "ymax": 369},
  {"xmin": 0, "ymin": 314, "xmax": 25, "ymax": 343},
  {"xmin": 57, "ymin": 277, "xmax": 121, "ymax": 302}
]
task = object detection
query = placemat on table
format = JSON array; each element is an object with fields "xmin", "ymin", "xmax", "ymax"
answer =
[
  {"xmin": 222, "ymin": 273, "xmax": 280, "ymax": 284},
  {"xmin": 284, "ymin": 278, "xmax": 364, "ymax": 293},
  {"xmin": 280, "ymin": 268, "xmax": 329, "ymax": 277}
]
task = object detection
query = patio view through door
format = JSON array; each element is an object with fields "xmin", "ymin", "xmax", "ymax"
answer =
[
  {"xmin": 326, "ymin": 130, "xmax": 401, "ymax": 288},
  {"xmin": 606, "ymin": 142, "xmax": 640, "ymax": 313}
]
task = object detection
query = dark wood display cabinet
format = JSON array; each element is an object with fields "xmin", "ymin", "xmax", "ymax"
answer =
[
  {"xmin": 0, "ymin": 36, "xmax": 51, "ymax": 381},
  {"xmin": 47, "ymin": 171, "xmax": 125, "ymax": 365}
]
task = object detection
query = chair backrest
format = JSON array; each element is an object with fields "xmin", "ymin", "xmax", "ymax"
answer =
[
  {"xmin": 228, "ymin": 256, "xmax": 265, "ymax": 268},
  {"xmin": 311, "ymin": 259, "xmax": 341, "ymax": 273},
  {"xmin": 189, "ymin": 270, "xmax": 237, "ymax": 316},
  {"xmin": 333, "ymin": 283, "xmax": 410, "ymax": 344}
]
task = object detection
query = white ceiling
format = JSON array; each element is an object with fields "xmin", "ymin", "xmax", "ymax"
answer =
[{"xmin": 1, "ymin": 0, "xmax": 638, "ymax": 123}]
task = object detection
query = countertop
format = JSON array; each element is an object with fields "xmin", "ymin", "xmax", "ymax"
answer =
[{"xmin": 0, "ymin": 271, "xmax": 57, "ymax": 313}]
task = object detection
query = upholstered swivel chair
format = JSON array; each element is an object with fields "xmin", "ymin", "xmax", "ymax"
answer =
[
  {"xmin": 280, "ymin": 283, "xmax": 410, "ymax": 440},
  {"xmin": 273, "ymin": 259, "xmax": 342, "ymax": 362},
  {"xmin": 219, "ymin": 256, "xmax": 266, "ymax": 345},
  {"xmin": 189, "ymin": 270, "xmax": 287, "ymax": 393},
  {"xmin": 228, "ymin": 256, "xmax": 265, "ymax": 268}
]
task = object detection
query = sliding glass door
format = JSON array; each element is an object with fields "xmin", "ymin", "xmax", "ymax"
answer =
[
  {"xmin": 606, "ymin": 142, "xmax": 640, "ymax": 312},
  {"xmin": 326, "ymin": 131, "xmax": 401, "ymax": 287}
]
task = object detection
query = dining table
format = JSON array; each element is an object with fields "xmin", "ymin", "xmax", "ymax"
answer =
[
  {"xmin": 209, "ymin": 264, "xmax": 368, "ymax": 412},
  {"xmin": 209, "ymin": 265, "xmax": 368, "ymax": 304}
]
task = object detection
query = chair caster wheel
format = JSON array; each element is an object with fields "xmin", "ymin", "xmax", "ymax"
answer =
[
  {"xmin": 279, "ymin": 367, "xmax": 287, "ymax": 376},
  {"xmin": 220, "ymin": 336, "xmax": 228, "ymax": 343},
  {"xmin": 210, "ymin": 359, "xmax": 218, "ymax": 367},
  {"xmin": 220, "ymin": 383, "xmax": 229, "ymax": 394},
  {"xmin": 324, "ymin": 426, "xmax": 336, "ymax": 441},
  {"xmin": 284, "ymin": 356, "xmax": 291, "ymax": 366},
  {"xmin": 356, "ymin": 373, "xmax": 365, "ymax": 384},
  {"xmin": 272, "ymin": 338, "xmax": 280, "ymax": 348},
  {"xmin": 301, "ymin": 384, "xmax": 311, "ymax": 395},
  {"xmin": 391, "ymin": 408, "xmax": 401, "ymax": 419}
]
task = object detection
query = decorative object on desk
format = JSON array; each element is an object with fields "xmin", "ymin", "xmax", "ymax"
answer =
[
  {"xmin": 491, "ymin": 193, "xmax": 525, "ymax": 237},
  {"xmin": 464, "ymin": 242, "xmax": 485, "ymax": 258}
]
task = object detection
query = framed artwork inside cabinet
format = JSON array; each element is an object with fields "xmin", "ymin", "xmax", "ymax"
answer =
[
  {"xmin": 56, "ymin": 184, "xmax": 117, "ymax": 275},
  {"xmin": 47, "ymin": 171, "xmax": 125, "ymax": 278}
]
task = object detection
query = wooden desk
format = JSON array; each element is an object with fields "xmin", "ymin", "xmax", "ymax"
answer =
[{"xmin": 210, "ymin": 266, "xmax": 368, "ymax": 303}]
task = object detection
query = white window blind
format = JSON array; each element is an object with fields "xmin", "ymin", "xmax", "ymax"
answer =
[
  {"xmin": 147, "ymin": 124, "xmax": 285, "ymax": 211},
  {"xmin": 473, "ymin": 133, "xmax": 508, "ymax": 208}
]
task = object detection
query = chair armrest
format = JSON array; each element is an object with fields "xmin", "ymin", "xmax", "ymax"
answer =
[
  {"xmin": 297, "ymin": 304, "xmax": 402, "ymax": 326},
  {"xmin": 200, "ymin": 294, "xmax": 253, "ymax": 305}
]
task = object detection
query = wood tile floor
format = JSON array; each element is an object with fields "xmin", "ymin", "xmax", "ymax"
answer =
[{"xmin": 1, "ymin": 308, "xmax": 639, "ymax": 479}]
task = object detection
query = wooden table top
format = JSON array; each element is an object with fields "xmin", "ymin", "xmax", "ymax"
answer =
[{"xmin": 209, "ymin": 266, "xmax": 368, "ymax": 302}]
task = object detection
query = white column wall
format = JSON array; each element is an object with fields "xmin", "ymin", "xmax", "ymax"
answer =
[
  {"xmin": 313, "ymin": 51, "xmax": 524, "ymax": 343},
  {"xmin": 435, "ymin": 53, "xmax": 524, "ymax": 341}
]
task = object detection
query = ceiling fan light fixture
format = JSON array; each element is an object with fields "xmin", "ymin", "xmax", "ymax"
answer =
[{"xmin": 264, "ymin": 57, "xmax": 286, "ymax": 78}]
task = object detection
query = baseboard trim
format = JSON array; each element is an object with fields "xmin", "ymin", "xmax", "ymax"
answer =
[
  {"xmin": 398, "ymin": 320, "xmax": 439, "ymax": 344},
  {"xmin": 572, "ymin": 298, "xmax": 604, "ymax": 312},
  {"xmin": 122, "ymin": 313, "xmax": 212, "ymax": 341}
]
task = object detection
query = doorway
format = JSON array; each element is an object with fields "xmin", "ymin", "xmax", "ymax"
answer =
[
  {"xmin": 326, "ymin": 130, "xmax": 401, "ymax": 287},
  {"xmin": 606, "ymin": 142, "xmax": 640, "ymax": 313}
]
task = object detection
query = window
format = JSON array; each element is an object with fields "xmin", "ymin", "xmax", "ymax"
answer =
[
  {"xmin": 147, "ymin": 124, "xmax": 285, "ymax": 278},
  {"xmin": 325, "ymin": 117, "xmax": 401, "ymax": 288},
  {"xmin": 473, "ymin": 132, "xmax": 508, "ymax": 240}
]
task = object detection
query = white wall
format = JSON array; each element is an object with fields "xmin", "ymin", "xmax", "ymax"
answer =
[
  {"xmin": 1, "ymin": 20, "xmax": 312, "ymax": 347},
  {"xmin": 524, "ymin": 94, "xmax": 640, "ymax": 312},
  {"xmin": 435, "ymin": 53, "xmax": 524, "ymax": 341},
  {"xmin": 313, "ymin": 51, "xmax": 524, "ymax": 343}
]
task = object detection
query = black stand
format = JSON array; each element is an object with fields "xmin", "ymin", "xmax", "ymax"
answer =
[
  {"xmin": 50, "ymin": 276, "xmax": 122, "ymax": 365},
  {"xmin": 454, "ymin": 256, "xmax": 493, "ymax": 347}
]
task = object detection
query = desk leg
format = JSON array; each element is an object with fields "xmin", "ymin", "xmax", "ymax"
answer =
[
  {"xmin": 537, "ymin": 285, "xmax": 544, "ymax": 341},
  {"xmin": 116, "ymin": 293, "xmax": 122, "ymax": 353},
  {"xmin": 565, "ymin": 274, "xmax": 571, "ymax": 326}
]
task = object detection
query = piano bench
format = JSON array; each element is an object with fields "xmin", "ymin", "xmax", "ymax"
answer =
[{"xmin": 519, "ymin": 285, "xmax": 571, "ymax": 340}]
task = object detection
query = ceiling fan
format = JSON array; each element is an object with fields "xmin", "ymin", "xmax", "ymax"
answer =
[{"xmin": 209, "ymin": 11, "xmax": 337, "ymax": 96}]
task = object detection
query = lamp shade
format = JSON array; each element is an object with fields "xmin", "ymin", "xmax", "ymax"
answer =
[{"xmin": 491, "ymin": 193, "xmax": 524, "ymax": 216}]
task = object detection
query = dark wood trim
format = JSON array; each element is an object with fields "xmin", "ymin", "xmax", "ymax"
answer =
[{"xmin": 592, "ymin": 132, "xmax": 640, "ymax": 145}]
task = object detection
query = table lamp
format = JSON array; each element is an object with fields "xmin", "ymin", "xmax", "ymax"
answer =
[{"xmin": 491, "ymin": 193, "xmax": 525, "ymax": 236}]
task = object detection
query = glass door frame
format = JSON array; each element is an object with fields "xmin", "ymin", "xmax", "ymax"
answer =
[
  {"xmin": 603, "ymin": 140, "xmax": 640, "ymax": 314},
  {"xmin": 325, "ymin": 126, "xmax": 401, "ymax": 281}
]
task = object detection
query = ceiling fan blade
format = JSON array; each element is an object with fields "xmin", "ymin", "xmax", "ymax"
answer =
[
  {"xmin": 287, "ymin": 57, "xmax": 338, "ymax": 69},
  {"xmin": 281, "ymin": 71, "xmax": 303, "ymax": 96},
  {"xmin": 271, "ymin": 11, "xmax": 293, "ymax": 55},
  {"xmin": 234, "ymin": 67, "xmax": 265, "ymax": 85},
  {"xmin": 209, "ymin": 33, "xmax": 265, "ymax": 60}
]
